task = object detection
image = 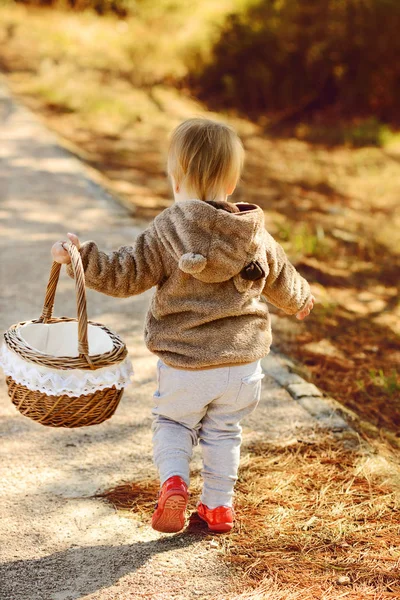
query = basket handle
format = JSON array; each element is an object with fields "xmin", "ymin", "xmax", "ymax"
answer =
[{"xmin": 39, "ymin": 242, "xmax": 94, "ymax": 368}]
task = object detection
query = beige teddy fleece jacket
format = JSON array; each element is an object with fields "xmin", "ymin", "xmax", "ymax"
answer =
[{"xmin": 66, "ymin": 199, "xmax": 311, "ymax": 370}]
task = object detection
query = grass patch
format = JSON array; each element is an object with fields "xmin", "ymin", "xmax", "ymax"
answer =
[
  {"xmin": 368, "ymin": 369, "xmax": 400, "ymax": 399},
  {"xmin": 275, "ymin": 221, "xmax": 331, "ymax": 260},
  {"xmin": 0, "ymin": 2, "xmax": 244, "ymax": 86},
  {"xmin": 97, "ymin": 435, "xmax": 400, "ymax": 599},
  {"xmin": 294, "ymin": 118, "xmax": 400, "ymax": 148}
]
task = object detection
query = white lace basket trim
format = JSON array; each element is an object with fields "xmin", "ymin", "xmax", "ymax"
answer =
[{"xmin": 0, "ymin": 343, "xmax": 134, "ymax": 397}]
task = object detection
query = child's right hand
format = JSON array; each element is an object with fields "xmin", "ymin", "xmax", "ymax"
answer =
[
  {"xmin": 296, "ymin": 295, "xmax": 315, "ymax": 320},
  {"xmin": 51, "ymin": 232, "xmax": 81, "ymax": 264}
]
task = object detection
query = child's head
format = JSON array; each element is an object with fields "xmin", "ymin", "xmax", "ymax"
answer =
[{"xmin": 168, "ymin": 118, "xmax": 244, "ymax": 202}]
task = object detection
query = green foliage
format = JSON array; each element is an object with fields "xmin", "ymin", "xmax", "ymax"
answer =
[
  {"xmin": 369, "ymin": 369, "xmax": 400, "ymax": 397},
  {"xmin": 276, "ymin": 221, "xmax": 331, "ymax": 259},
  {"xmin": 295, "ymin": 118, "xmax": 398, "ymax": 147}
]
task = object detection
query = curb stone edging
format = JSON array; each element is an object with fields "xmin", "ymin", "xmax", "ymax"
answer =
[
  {"xmin": 261, "ymin": 351, "xmax": 353, "ymax": 433},
  {"xmin": 261, "ymin": 353, "xmax": 400, "ymax": 484}
]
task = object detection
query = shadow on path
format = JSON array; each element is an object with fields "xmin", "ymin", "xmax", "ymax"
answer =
[{"xmin": 0, "ymin": 533, "xmax": 200, "ymax": 600}]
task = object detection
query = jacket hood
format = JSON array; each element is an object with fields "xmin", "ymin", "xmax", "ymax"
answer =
[{"xmin": 153, "ymin": 199, "xmax": 265, "ymax": 283}]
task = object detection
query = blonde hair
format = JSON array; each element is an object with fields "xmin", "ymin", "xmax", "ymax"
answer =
[{"xmin": 168, "ymin": 118, "xmax": 244, "ymax": 201}]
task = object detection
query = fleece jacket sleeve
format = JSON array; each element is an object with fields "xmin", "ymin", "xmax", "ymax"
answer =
[
  {"xmin": 65, "ymin": 223, "xmax": 165, "ymax": 298},
  {"xmin": 262, "ymin": 231, "xmax": 312, "ymax": 315}
]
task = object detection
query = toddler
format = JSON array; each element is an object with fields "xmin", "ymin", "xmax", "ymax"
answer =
[{"xmin": 52, "ymin": 118, "xmax": 314, "ymax": 534}]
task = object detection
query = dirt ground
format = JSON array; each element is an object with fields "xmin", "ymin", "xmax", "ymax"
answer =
[{"xmin": 0, "ymin": 82, "xmax": 352, "ymax": 600}]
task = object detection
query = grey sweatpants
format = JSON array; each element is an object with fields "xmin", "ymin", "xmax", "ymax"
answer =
[{"xmin": 151, "ymin": 358, "xmax": 264, "ymax": 509}]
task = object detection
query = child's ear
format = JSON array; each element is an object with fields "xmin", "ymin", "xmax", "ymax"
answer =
[
  {"xmin": 170, "ymin": 174, "xmax": 180, "ymax": 193},
  {"xmin": 226, "ymin": 181, "xmax": 237, "ymax": 196}
]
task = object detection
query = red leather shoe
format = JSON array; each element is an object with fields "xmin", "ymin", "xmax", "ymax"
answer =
[
  {"xmin": 151, "ymin": 476, "xmax": 189, "ymax": 533},
  {"xmin": 197, "ymin": 502, "xmax": 234, "ymax": 533}
]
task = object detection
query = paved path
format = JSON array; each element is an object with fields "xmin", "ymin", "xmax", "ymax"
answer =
[{"xmin": 0, "ymin": 82, "xmax": 349, "ymax": 600}]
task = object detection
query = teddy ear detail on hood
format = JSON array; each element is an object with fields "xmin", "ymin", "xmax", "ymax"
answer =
[{"xmin": 179, "ymin": 252, "xmax": 208, "ymax": 274}]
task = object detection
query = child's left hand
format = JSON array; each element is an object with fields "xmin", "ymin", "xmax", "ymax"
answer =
[
  {"xmin": 296, "ymin": 295, "xmax": 315, "ymax": 320},
  {"xmin": 51, "ymin": 232, "xmax": 81, "ymax": 264}
]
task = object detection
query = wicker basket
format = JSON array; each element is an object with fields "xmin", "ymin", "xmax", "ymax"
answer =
[{"xmin": 0, "ymin": 242, "xmax": 132, "ymax": 428}]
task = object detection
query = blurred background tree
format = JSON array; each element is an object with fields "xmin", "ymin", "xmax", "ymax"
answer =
[{"xmin": 189, "ymin": 0, "xmax": 400, "ymax": 124}]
